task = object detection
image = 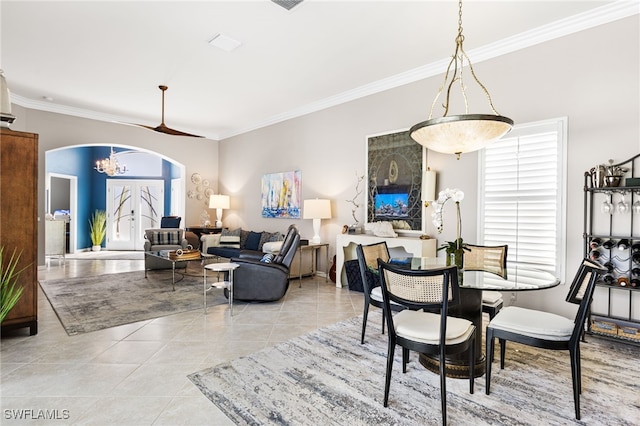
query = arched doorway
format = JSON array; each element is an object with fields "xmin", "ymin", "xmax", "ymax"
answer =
[{"xmin": 45, "ymin": 144, "xmax": 185, "ymax": 252}]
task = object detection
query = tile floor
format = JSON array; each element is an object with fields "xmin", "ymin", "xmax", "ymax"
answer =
[{"xmin": 1, "ymin": 258, "xmax": 364, "ymax": 425}]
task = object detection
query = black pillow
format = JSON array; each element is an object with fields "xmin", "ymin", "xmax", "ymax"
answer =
[{"xmin": 245, "ymin": 231, "xmax": 262, "ymax": 251}]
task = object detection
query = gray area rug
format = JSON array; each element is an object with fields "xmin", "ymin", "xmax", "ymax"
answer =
[
  {"xmin": 40, "ymin": 270, "xmax": 225, "ymax": 335},
  {"xmin": 189, "ymin": 313, "xmax": 639, "ymax": 425}
]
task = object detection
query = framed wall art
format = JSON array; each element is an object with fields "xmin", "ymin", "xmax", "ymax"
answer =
[{"xmin": 261, "ymin": 170, "xmax": 302, "ymax": 218}]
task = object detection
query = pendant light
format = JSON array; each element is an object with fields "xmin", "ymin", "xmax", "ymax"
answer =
[{"xmin": 410, "ymin": 0, "xmax": 513, "ymax": 159}]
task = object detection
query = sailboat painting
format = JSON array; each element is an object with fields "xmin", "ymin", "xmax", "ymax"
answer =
[{"xmin": 261, "ymin": 170, "xmax": 302, "ymax": 219}]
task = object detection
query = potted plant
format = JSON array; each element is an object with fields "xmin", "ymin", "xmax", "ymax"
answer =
[
  {"xmin": 432, "ymin": 188, "xmax": 468, "ymax": 269},
  {"xmin": 89, "ymin": 209, "xmax": 107, "ymax": 251},
  {"xmin": 1, "ymin": 247, "xmax": 25, "ymax": 323}
]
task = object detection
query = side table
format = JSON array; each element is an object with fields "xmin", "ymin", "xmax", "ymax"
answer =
[
  {"xmin": 296, "ymin": 243, "xmax": 329, "ymax": 287},
  {"xmin": 204, "ymin": 262, "xmax": 239, "ymax": 315}
]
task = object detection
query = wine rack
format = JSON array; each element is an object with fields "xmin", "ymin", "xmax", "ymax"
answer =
[{"xmin": 583, "ymin": 153, "xmax": 640, "ymax": 345}]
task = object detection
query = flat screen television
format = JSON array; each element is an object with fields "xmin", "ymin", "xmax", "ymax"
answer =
[{"xmin": 374, "ymin": 186, "xmax": 410, "ymax": 220}]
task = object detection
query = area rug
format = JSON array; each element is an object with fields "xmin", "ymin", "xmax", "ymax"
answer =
[
  {"xmin": 188, "ymin": 313, "xmax": 639, "ymax": 425},
  {"xmin": 40, "ymin": 270, "xmax": 225, "ymax": 335}
]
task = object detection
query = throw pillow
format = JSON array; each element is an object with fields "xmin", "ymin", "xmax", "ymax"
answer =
[
  {"xmin": 259, "ymin": 231, "xmax": 284, "ymax": 251},
  {"xmin": 148, "ymin": 230, "xmax": 180, "ymax": 246},
  {"xmin": 219, "ymin": 235, "xmax": 240, "ymax": 248},
  {"xmin": 221, "ymin": 227, "xmax": 242, "ymax": 237},
  {"xmin": 260, "ymin": 253, "xmax": 274, "ymax": 263},
  {"xmin": 240, "ymin": 229, "xmax": 249, "ymax": 249},
  {"xmin": 262, "ymin": 241, "xmax": 283, "ymax": 254},
  {"xmin": 245, "ymin": 231, "xmax": 262, "ymax": 251}
]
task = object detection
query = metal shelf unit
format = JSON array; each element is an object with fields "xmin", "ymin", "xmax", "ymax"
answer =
[{"xmin": 583, "ymin": 153, "xmax": 640, "ymax": 345}]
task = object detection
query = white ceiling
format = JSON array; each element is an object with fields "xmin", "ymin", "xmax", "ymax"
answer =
[{"xmin": 2, "ymin": 1, "xmax": 636, "ymax": 140}]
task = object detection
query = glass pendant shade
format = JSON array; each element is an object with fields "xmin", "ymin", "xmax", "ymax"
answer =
[{"xmin": 410, "ymin": 114, "xmax": 514, "ymax": 156}]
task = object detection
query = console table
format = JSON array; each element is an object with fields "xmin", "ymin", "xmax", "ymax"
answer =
[
  {"xmin": 185, "ymin": 226, "xmax": 223, "ymax": 249},
  {"xmin": 335, "ymin": 233, "xmax": 437, "ymax": 288}
]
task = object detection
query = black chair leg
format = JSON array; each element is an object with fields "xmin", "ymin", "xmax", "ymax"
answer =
[
  {"xmin": 576, "ymin": 344, "xmax": 582, "ymax": 395},
  {"xmin": 439, "ymin": 347, "xmax": 447, "ymax": 426},
  {"xmin": 485, "ymin": 328, "xmax": 494, "ymax": 395},
  {"xmin": 499, "ymin": 338, "xmax": 507, "ymax": 369},
  {"xmin": 402, "ymin": 347, "xmax": 409, "ymax": 373},
  {"xmin": 570, "ymin": 347, "xmax": 581, "ymax": 420},
  {"xmin": 381, "ymin": 309, "xmax": 386, "ymax": 335},
  {"xmin": 469, "ymin": 333, "xmax": 475, "ymax": 394},
  {"xmin": 384, "ymin": 341, "xmax": 395, "ymax": 407},
  {"xmin": 361, "ymin": 303, "xmax": 369, "ymax": 344}
]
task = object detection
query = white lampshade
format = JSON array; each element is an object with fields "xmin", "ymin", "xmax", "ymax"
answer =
[
  {"xmin": 303, "ymin": 199, "xmax": 331, "ymax": 244},
  {"xmin": 209, "ymin": 194, "xmax": 230, "ymax": 227},
  {"xmin": 422, "ymin": 168, "xmax": 436, "ymax": 202},
  {"xmin": 303, "ymin": 199, "xmax": 331, "ymax": 219},
  {"xmin": 209, "ymin": 194, "xmax": 230, "ymax": 209}
]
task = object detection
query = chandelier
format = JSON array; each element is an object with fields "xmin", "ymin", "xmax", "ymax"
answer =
[
  {"xmin": 95, "ymin": 147, "xmax": 127, "ymax": 176},
  {"xmin": 410, "ymin": 0, "xmax": 513, "ymax": 159}
]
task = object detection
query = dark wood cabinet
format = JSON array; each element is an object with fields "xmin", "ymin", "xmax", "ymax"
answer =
[{"xmin": 1, "ymin": 128, "xmax": 38, "ymax": 335}]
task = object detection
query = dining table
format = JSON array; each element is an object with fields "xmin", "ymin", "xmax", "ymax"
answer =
[{"xmin": 389, "ymin": 257, "xmax": 561, "ymax": 378}]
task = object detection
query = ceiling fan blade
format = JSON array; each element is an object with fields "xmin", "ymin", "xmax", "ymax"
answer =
[
  {"xmin": 123, "ymin": 85, "xmax": 204, "ymax": 138},
  {"xmin": 152, "ymin": 123, "xmax": 204, "ymax": 138},
  {"xmin": 122, "ymin": 122, "xmax": 204, "ymax": 138}
]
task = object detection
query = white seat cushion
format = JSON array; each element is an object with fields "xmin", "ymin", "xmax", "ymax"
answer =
[
  {"xmin": 394, "ymin": 309, "xmax": 474, "ymax": 345},
  {"xmin": 370, "ymin": 286, "xmax": 402, "ymax": 307},
  {"xmin": 489, "ymin": 306, "xmax": 574, "ymax": 341},
  {"xmin": 482, "ymin": 291, "xmax": 503, "ymax": 304}
]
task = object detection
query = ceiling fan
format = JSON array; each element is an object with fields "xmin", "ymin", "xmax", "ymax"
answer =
[{"xmin": 135, "ymin": 85, "xmax": 203, "ymax": 138}]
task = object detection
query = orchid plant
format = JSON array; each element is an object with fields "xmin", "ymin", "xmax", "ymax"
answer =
[{"xmin": 432, "ymin": 188, "xmax": 468, "ymax": 258}]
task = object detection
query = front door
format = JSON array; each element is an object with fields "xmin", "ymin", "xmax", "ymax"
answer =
[{"xmin": 106, "ymin": 179, "xmax": 164, "ymax": 250}]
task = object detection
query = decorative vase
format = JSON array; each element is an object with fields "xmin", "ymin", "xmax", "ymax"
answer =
[
  {"xmin": 92, "ymin": 245, "xmax": 101, "ymax": 252},
  {"xmin": 446, "ymin": 247, "xmax": 464, "ymax": 270}
]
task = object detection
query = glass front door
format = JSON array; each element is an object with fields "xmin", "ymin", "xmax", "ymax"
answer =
[{"xmin": 106, "ymin": 179, "xmax": 164, "ymax": 250}]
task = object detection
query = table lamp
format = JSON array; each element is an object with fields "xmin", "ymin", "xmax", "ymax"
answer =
[
  {"xmin": 303, "ymin": 199, "xmax": 331, "ymax": 244},
  {"xmin": 209, "ymin": 194, "xmax": 230, "ymax": 228}
]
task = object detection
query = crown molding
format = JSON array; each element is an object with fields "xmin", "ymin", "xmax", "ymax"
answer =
[{"xmin": 11, "ymin": 1, "xmax": 638, "ymax": 141}]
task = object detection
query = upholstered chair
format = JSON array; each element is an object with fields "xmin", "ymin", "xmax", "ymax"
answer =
[{"xmin": 143, "ymin": 228, "xmax": 189, "ymax": 270}]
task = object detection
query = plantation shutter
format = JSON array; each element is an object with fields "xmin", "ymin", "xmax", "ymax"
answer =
[{"xmin": 478, "ymin": 118, "xmax": 566, "ymax": 275}]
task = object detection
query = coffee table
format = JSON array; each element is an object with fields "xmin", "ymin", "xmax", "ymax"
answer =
[{"xmin": 144, "ymin": 250, "xmax": 202, "ymax": 291}]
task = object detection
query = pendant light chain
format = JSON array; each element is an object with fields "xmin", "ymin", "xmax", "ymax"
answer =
[{"xmin": 428, "ymin": 0, "xmax": 501, "ymax": 120}]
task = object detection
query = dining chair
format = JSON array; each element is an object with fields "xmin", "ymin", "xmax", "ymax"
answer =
[
  {"xmin": 463, "ymin": 243, "xmax": 508, "ymax": 320},
  {"xmin": 485, "ymin": 258, "xmax": 607, "ymax": 420},
  {"xmin": 377, "ymin": 259, "xmax": 476, "ymax": 425},
  {"xmin": 355, "ymin": 242, "xmax": 405, "ymax": 344}
]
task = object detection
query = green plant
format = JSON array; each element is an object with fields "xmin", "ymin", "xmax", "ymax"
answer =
[
  {"xmin": 1, "ymin": 247, "xmax": 26, "ymax": 323},
  {"xmin": 89, "ymin": 209, "xmax": 107, "ymax": 246}
]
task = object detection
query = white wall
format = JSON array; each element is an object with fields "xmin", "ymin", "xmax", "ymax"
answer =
[{"xmin": 219, "ymin": 16, "xmax": 640, "ymax": 318}]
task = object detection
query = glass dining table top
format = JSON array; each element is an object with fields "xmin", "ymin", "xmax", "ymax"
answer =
[{"xmin": 389, "ymin": 257, "xmax": 560, "ymax": 291}]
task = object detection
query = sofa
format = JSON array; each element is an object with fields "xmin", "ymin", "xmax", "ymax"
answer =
[
  {"xmin": 228, "ymin": 224, "xmax": 300, "ymax": 302},
  {"xmin": 201, "ymin": 228, "xmax": 285, "ymax": 260}
]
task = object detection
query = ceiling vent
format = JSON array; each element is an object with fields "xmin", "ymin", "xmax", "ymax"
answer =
[{"xmin": 271, "ymin": 0, "xmax": 304, "ymax": 11}]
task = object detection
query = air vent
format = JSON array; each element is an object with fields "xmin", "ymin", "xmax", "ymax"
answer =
[{"xmin": 271, "ymin": 0, "xmax": 303, "ymax": 11}]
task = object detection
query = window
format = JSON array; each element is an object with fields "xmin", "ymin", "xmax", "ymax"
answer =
[{"xmin": 478, "ymin": 118, "xmax": 567, "ymax": 276}]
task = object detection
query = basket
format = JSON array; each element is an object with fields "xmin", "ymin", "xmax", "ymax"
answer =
[
  {"xmin": 590, "ymin": 318, "xmax": 618, "ymax": 337},
  {"xmin": 618, "ymin": 324, "xmax": 640, "ymax": 342},
  {"xmin": 169, "ymin": 248, "xmax": 200, "ymax": 261}
]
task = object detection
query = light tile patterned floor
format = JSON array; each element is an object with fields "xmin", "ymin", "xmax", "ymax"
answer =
[{"xmin": 1, "ymin": 258, "xmax": 364, "ymax": 425}]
